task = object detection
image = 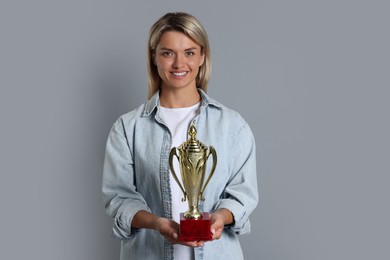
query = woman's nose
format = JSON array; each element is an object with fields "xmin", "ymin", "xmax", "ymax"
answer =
[{"xmin": 173, "ymin": 54, "xmax": 184, "ymax": 69}]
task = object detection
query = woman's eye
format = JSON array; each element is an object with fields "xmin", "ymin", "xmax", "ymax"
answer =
[
  {"xmin": 186, "ymin": 52, "xmax": 195, "ymax": 56},
  {"xmin": 162, "ymin": 52, "xmax": 173, "ymax": 56}
]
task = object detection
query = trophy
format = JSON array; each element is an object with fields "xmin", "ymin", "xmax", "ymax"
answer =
[{"xmin": 169, "ymin": 125, "xmax": 217, "ymax": 241}]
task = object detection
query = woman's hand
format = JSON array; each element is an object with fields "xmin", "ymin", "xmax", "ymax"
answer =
[
  {"xmin": 154, "ymin": 217, "xmax": 205, "ymax": 247},
  {"xmin": 210, "ymin": 208, "xmax": 234, "ymax": 240},
  {"xmin": 132, "ymin": 211, "xmax": 203, "ymax": 247}
]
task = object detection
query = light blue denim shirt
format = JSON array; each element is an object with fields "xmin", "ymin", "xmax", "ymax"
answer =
[{"xmin": 102, "ymin": 89, "xmax": 258, "ymax": 260}]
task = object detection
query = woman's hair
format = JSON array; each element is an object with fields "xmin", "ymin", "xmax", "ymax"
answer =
[{"xmin": 147, "ymin": 12, "xmax": 211, "ymax": 98}]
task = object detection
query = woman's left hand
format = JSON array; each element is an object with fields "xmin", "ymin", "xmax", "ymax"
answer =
[{"xmin": 210, "ymin": 208, "xmax": 234, "ymax": 240}]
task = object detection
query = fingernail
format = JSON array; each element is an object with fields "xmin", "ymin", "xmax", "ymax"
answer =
[
  {"xmin": 211, "ymin": 229, "xmax": 215, "ymax": 235},
  {"xmin": 173, "ymin": 233, "xmax": 178, "ymax": 239}
]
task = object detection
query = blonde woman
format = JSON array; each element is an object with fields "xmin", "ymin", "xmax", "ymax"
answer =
[{"xmin": 102, "ymin": 12, "xmax": 258, "ymax": 260}]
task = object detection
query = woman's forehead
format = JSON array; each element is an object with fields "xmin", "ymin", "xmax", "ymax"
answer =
[{"xmin": 157, "ymin": 31, "xmax": 201, "ymax": 50}]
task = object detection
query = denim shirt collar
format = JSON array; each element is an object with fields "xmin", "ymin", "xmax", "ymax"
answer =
[{"xmin": 142, "ymin": 88, "xmax": 222, "ymax": 117}]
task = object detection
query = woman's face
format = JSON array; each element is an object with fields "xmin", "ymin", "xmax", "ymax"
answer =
[{"xmin": 154, "ymin": 31, "xmax": 205, "ymax": 92}]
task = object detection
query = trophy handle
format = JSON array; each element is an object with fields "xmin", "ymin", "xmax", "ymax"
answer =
[
  {"xmin": 169, "ymin": 148, "xmax": 187, "ymax": 202},
  {"xmin": 200, "ymin": 146, "xmax": 217, "ymax": 200}
]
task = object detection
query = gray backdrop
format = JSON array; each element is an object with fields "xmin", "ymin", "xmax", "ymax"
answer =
[{"xmin": 1, "ymin": 1, "xmax": 389, "ymax": 259}]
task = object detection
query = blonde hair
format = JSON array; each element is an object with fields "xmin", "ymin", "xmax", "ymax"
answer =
[{"xmin": 147, "ymin": 12, "xmax": 211, "ymax": 99}]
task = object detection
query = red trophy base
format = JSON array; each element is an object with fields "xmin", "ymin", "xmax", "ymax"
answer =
[{"xmin": 179, "ymin": 212, "xmax": 212, "ymax": 241}]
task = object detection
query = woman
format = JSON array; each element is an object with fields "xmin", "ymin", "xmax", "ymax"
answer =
[{"xmin": 102, "ymin": 12, "xmax": 258, "ymax": 260}]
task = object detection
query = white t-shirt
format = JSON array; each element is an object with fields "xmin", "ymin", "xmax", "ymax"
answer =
[{"xmin": 159, "ymin": 102, "xmax": 200, "ymax": 260}]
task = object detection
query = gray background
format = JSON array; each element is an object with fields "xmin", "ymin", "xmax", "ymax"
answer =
[{"xmin": 1, "ymin": 1, "xmax": 389, "ymax": 259}]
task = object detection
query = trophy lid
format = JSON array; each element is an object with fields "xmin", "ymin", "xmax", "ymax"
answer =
[{"xmin": 181, "ymin": 125, "xmax": 207, "ymax": 152}]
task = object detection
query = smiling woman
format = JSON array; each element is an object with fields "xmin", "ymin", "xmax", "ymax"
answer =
[{"xmin": 102, "ymin": 12, "xmax": 258, "ymax": 260}]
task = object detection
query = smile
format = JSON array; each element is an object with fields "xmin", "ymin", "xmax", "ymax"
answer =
[{"xmin": 171, "ymin": 71, "xmax": 188, "ymax": 77}]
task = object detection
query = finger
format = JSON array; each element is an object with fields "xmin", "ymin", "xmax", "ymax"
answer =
[
  {"xmin": 181, "ymin": 241, "xmax": 204, "ymax": 247},
  {"xmin": 194, "ymin": 241, "xmax": 205, "ymax": 247},
  {"xmin": 212, "ymin": 228, "xmax": 223, "ymax": 240}
]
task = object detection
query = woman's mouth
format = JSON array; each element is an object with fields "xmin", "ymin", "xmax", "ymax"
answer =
[{"xmin": 171, "ymin": 71, "xmax": 188, "ymax": 77}]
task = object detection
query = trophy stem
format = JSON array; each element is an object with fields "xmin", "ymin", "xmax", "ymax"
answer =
[{"xmin": 184, "ymin": 206, "xmax": 202, "ymax": 219}]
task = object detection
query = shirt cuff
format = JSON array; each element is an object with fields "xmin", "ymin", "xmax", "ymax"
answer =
[
  {"xmin": 212, "ymin": 199, "xmax": 251, "ymax": 235},
  {"xmin": 112, "ymin": 203, "xmax": 151, "ymax": 240}
]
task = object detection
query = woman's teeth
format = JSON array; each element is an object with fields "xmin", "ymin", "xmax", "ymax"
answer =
[{"xmin": 172, "ymin": 72, "xmax": 187, "ymax": 76}]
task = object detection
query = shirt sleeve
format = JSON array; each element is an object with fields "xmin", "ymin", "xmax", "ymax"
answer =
[
  {"xmin": 102, "ymin": 118, "xmax": 151, "ymax": 240},
  {"xmin": 213, "ymin": 121, "xmax": 258, "ymax": 235}
]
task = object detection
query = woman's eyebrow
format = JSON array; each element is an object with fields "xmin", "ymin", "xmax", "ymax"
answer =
[
  {"xmin": 158, "ymin": 47, "xmax": 174, "ymax": 51},
  {"xmin": 184, "ymin": 47, "xmax": 198, "ymax": 51},
  {"xmin": 158, "ymin": 47, "xmax": 198, "ymax": 51}
]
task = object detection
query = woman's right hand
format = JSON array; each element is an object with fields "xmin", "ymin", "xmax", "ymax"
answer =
[
  {"xmin": 154, "ymin": 217, "xmax": 204, "ymax": 247},
  {"xmin": 132, "ymin": 211, "xmax": 204, "ymax": 247}
]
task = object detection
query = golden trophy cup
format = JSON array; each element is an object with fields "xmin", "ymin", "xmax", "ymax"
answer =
[{"xmin": 169, "ymin": 125, "xmax": 217, "ymax": 241}]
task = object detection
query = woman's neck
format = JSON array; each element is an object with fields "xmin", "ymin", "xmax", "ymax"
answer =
[{"xmin": 159, "ymin": 87, "xmax": 201, "ymax": 108}]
